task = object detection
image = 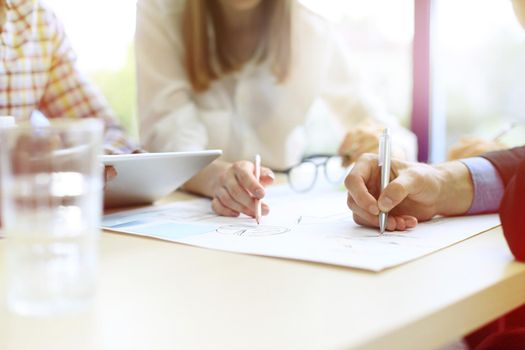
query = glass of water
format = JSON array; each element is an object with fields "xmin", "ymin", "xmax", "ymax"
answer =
[{"xmin": 0, "ymin": 119, "xmax": 103, "ymax": 316}]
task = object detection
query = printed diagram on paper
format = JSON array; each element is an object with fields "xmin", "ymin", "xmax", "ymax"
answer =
[{"xmin": 102, "ymin": 183, "xmax": 500, "ymax": 271}]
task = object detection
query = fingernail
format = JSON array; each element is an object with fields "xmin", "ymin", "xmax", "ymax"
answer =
[
  {"xmin": 387, "ymin": 217, "xmax": 396, "ymax": 231},
  {"xmin": 263, "ymin": 171, "xmax": 275, "ymax": 180},
  {"xmin": 255, "ymin": 189, "xmax": 265, "ymax": 199},
  {"xmin": 407, "ymin": 217, "xmax": 418, "ymax": 228},
  {"xmin": 368, "ymin": 204, "xmax": 379, "ymax": 215},
  {"xmin": 379, "ymin": 197, "xmax": 393, "ymax": 211}
]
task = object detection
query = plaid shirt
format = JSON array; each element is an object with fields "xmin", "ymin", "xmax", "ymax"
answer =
[{"xmin": 0, "ymin": 0, "xmax": 138, "ymax": 154}]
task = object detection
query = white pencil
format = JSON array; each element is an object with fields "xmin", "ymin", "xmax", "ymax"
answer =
[{"xmin": 254, "ymin": 154, "xmax": 262, "ymax": 224}]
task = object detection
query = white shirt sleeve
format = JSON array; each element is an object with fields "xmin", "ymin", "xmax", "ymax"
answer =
[{"xmin": 135, "ymin": 0, "xmax": 208, "ymax": 152}]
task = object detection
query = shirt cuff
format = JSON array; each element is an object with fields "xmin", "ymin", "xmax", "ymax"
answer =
[{"xmin": 460, "ymin": 157, "xmax": 504, "ymax": 214}]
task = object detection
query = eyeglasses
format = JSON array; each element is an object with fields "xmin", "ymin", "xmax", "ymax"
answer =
[{"xmin": 274, "ymin": 154, "xmax": 348, "ymax": 192}]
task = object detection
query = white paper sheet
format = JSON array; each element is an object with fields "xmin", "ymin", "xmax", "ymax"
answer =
[{"xmin": 102, "ymin": 182, "xmax": 500, "ymax": 271}]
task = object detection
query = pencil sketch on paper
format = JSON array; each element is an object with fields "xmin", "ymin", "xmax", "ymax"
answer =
[
  {"xmin": 102, "ymin": 182, "xmax": 500, "ymax": 271},
  {"xmin": 216, "ymin": 224, "xmax": 290, "ymax": 237}
]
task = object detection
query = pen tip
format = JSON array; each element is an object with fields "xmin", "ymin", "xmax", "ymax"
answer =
[{"xmin": 379, "ymin": 217, "xmax": 385, "ymax": 234}]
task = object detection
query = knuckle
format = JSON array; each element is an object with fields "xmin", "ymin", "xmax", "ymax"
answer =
[
  {"xmin": 353, "ymin": 213, "xmax": 365, "ymax": 226},
  {"xmin": 354, "ymin": 192, "xmax": 369, "ymax": 206},
  {"xmin": 234, "ymin": 164, "xmax": 252, "ymax": 183},
  {"xmin": 405, "ymin": 169, "xmax": 421, "ymax": 181},
  {"xmin": 387, "ymin": 182, "xmax": 405, "ymax": 197},
  {"xmin": 241, "ymin": 206, "xmax": 254, "ymax": 217},
  {"xmin": 360, "ymin": 153, "xmax": 377, "ymax": 164},
  {"xmin": 235, "ymin": 160, "xmax": 250, "ymax": 172},
  {"xmin": 217, "ymin": 188, "xmax": 233, "ymax": 206},
  {"xmin": 344, "ymin": 173, "xmax": 359, "ymax": 189},
  {"xmin": 347, "ymin": 193, "xmax": 354, "ymax": 206},
  {"xmin": 228, "ymin": 185, "xmax": 243, "ymax": 200},
  {"xmin": 347, "ymin": 201, "xmax": 358, "ymax": 213},
  {"xmin": 211, "ymin": 198, "xmax": 224, "ymax": 214},
  {"xmin": 347, "ymin": 196, "xmax": 359, "ymax": 211},
  {"xmin": 232, "ymin": 162, "xmax": 245, "ymax": 174},
  {"xmin": 218, "ymin": 171, "xmax": 228, "ymax": 185}
]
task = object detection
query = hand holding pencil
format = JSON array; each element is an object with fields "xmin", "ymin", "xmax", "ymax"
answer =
[{"xmin": 210, "ymin": 157, "xmax": 274, "ymax": 218}]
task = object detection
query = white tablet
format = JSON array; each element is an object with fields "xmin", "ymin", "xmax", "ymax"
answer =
[{"xmin": 99, "ymin": 150, "xmax": 221, "ymax": 207}]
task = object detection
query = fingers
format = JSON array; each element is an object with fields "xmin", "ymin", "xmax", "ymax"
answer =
[
  {"xmin": 339, "ymin": 126, "xmax": 375, "ymax": 154},
  {"xmin": 232, "ymin": 161, "xmax": 265, "ymax": 199},
  {"xmin": 212, "ymin": 198, "xmax": 239, "ymax": 217},
  {"xmin": 216, "ymin": 186, "xmax": 256, "ymax": 217},
  {"xmin": 349, "ymin": 195, "xmax": 418, "ymax": 231},
  {"xmin": 377, "ymin": 171, "xmax": 422, "ymax": 212},
  {"xmin": 258, "ymin": 202, "xmax": 270, "ymax": 216},
  {"xmin": 348, "ymin": 194, "xmax": 392, "ymax": 228},
  {"xmin": 353, "ymin": 213, "xmax": 417, "ymax": 232},
  {"xmin": 223, "ymin": 174, "xmax": 256, "ymax": 210},
  {"xmin": 397, "ymin": 215, "xmax": 418, "ymax": 230},
  {"xmin": 341, "ymin": 155, "xmax": 353, "ymax": 168},
  {"xmin": 212, "ymin": 188, "xmax": 270, "ymax": 218},
  {"xmin": 212, "ymin": 161, "xmax": 271, "ymax": 217},
  {"xmin": 345, "ymin": 154, "xmax": 380, "ymax": 215},
  {"xmin": 348, "ymin": 138, "xmax": 380, "ymax": 165},
  {"xmin": 346, "ymin": 154, "xmax": 424, "ymax": 229},
  {"xmin": 338, "ymin": 132, "xmax": 356, "ymax": 157},
  {"xmin": 260, "ymin": 167, "xmax": 275, "ymax": 186},
  {"xmin": 447, "ymin": 137, "xmax": 506, "ymax": 160},
  {"xmin": 338, "ymin": 123, "xmax": 382, "ymax": 165},
  {"xmin": 104, "ymin": 166, "xmax": 117, "ymax": 183}
]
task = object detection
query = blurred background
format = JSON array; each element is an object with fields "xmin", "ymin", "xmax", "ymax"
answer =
[
  {"xmin": 46, "ymin": 0, "xmax": 525, "ymax": 161},
  {"xmin": 46, "ymin": 0, "xmax": 137, "ymax": 136}
]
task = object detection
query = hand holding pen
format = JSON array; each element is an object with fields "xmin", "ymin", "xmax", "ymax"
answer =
[
  {"xmin": 210, "ymin": 158, "xmax": 274, "ymax": 218},
  {"xmin": 346, "ymin": 153, "xmax": 474, "ymax": 231}
]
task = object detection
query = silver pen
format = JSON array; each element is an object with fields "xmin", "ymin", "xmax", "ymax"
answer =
[
  {"xmin": 493, "ymin": 121, "xmax": 518, "ymax": 141},
  {"xmin": 378, "ymin": 128, "xmax": 391, "ymax": 234}
]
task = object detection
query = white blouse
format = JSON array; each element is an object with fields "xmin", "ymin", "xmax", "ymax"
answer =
[{"xmin": 136, "ymin": 0, "xmax": 417, "ymax": 170}]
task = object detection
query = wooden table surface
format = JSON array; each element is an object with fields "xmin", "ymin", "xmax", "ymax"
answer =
[{"xmin": 1, "ymin": 199, "xmax": 525, "ymax": 350}]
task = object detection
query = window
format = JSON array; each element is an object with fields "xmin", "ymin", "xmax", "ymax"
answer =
[
  {"xmin": 45, "ymin": 0, "xmax": 138, "ymax": 136},
  {"xmin": 300, "ymin": 0, "xmax": 414, "ymax": 125},
  {"xmin": 432, "ymin": 0, "xmax": 525, "ymax": 161}
]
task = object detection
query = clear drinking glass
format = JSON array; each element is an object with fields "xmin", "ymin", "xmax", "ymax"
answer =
[{"xmin": 0, "ymin": 119, "xmax": 104, "ymax": 316}]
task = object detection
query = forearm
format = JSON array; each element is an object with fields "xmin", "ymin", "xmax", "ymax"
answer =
[
  {"xmin": 183, "ymin": 160, "xmax": 231, "ymax": 198},
  {"xmin": 434, "ymin": 161, "xmax": 474, "ymax": 216}
]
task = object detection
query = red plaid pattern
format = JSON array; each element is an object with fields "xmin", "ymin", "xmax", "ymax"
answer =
[{"xmin": 0, "ymin": 0, "xmax": 138, "ymax": 154}]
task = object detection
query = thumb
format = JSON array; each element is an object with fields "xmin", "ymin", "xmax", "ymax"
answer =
[{"xmin": 378, "ymin": 172, "xmax": 420, "ymax": 212}]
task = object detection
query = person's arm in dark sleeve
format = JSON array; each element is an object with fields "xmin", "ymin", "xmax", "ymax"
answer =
[
  {"xmin": 499, "ymin": 158, "xmax": 525, "ymax": 262},
  {"xmin": 482, "ymin": 146, "xmax": 525, "ymax": 185}
]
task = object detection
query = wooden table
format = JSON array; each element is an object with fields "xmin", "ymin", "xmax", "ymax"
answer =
[{"xmin": 1, "ymin": 195, "xmax": 525, "ymax": 350}]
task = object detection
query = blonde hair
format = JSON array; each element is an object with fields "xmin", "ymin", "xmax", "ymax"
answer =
[{"xmin": 182, "ymin": 0, "xmax": 292, "ymax": 92}]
